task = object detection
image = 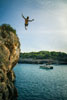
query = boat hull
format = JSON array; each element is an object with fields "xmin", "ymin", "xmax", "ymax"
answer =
[{"xmin": 40, "ymin": 65, "xmax": 53, "ymax": 69}]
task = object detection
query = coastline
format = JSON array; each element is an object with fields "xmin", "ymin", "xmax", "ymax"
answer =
[{"xmin": 18, "ymin": 58, "xmax": 67, "ymax": 65}]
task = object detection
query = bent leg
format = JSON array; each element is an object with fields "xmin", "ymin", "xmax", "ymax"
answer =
[
  {"xmin": 25, "ymin": 26, "xmax": 27, "ymax": 30},
  {"xmin": 25, "ymin": 24, "xmax": 28, "ymax": 30}
]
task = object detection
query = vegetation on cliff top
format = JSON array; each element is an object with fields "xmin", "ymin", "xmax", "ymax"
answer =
[{"xmin": 0, "ymin": 24, "xmax": 16, "ymax": 34}]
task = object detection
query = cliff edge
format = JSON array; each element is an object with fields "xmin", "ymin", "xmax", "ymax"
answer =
[{"xmin": 0, "ymin": 24, "xmax": 20, "ymax": 100}]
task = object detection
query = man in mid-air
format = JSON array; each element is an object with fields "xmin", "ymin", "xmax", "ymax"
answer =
[{"xmin": 22, "ymin": 14, "xmax": 34, "ymax": 30}]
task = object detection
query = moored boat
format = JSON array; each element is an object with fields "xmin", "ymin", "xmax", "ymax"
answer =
[{"xmin": 40, "ymin": 64, "xmax": 53, "ymax": 69}]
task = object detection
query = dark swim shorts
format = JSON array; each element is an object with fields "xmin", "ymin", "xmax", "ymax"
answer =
[{"xmin": 25, "ymin": 24, "xmax": 28, "ymax": 26}]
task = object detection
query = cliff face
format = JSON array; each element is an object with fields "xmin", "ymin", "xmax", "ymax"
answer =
[{"xmin": 0, "ymin": 24, "xmax": 20, "ymax": 100}]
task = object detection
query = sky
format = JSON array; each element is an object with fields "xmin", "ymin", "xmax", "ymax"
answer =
[{"xmin": 0, "ymin": 0, "xmax": 67, "ymax": 53}]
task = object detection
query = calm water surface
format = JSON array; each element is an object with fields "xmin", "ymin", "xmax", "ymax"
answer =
[{"xmin": 13, "ymin": 64, "xmax": 67, "ymax": 100}]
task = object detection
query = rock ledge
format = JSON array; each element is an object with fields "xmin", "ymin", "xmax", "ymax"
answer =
[{"xmin": 0, "ymin": 24, "xmax": 20, "ymax": 100}]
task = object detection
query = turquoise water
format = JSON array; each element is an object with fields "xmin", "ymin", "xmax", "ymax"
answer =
[{"xmin": 13, "ymin": 64, "xmax": 67, "ymax": 100}]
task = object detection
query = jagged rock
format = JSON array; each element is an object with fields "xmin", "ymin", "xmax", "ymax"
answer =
[{"xmin": 0, "ymin": 24, "xmax": 20, "ymax": 100}]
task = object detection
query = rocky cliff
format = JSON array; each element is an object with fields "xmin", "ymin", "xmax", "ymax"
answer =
[{"xmin": 0, "ymin": 24, "xmax": 20, "ymax": 100}]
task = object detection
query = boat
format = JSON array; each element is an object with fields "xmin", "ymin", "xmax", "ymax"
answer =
[{"xmin": 40, "ymin": 64, "xmax": 53, "ymax": 69}]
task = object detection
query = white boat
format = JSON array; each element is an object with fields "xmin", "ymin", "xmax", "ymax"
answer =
[{"xmin": 40, "ymin": 64, "xmax": 53, "ymax": 69}]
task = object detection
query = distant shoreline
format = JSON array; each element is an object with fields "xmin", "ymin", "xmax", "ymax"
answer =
[
  {"xmin": 18, "ymin": 58, "xmax": 67, "ymax": 65},
  {"xmin": 19, "ymin": 51, "xmax": 67, "ymax": 65}
]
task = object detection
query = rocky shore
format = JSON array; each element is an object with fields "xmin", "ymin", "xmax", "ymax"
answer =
[
  {"xmin": 0, "ymin": 24, "xmax": 20, "ymax": 100},
  {"xmin": 19, "ymin": 51, "xmax": 67, "ymax": 65},
  {"xmin": 18, "ymin": 58, "xmax": 67, "ymax": 64}
]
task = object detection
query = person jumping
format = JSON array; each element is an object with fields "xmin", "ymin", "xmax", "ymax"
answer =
[{"xmin": 22, "ymin": 14, "xmax": 34, "ymax": 30}]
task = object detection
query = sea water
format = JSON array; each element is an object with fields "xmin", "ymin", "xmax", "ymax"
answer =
[{"xmin": 13, "ymin": 64, "xmax": 67, "ymax": 100}]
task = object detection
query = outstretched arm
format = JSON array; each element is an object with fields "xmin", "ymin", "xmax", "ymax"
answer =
[
  {"xmin": 28, "ymin": 19, "xmax": 34, "ymax": 22},
  {"xmin": 22, "ymin": 14, "xmax": 25, "ymax": 19}
]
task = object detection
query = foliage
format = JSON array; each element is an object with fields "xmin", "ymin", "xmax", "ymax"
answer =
[
  {"xmin": 20, "ymin": 51, "xmax": 67, "ymax": 62},
  {"xmin": 0, "ymin": 24, "xmax": 16, "ymax": 34}
]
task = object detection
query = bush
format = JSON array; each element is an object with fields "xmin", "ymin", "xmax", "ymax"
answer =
[{"xmin": 0, "ymin": 24, "xmax": 16, "ymax": 34}]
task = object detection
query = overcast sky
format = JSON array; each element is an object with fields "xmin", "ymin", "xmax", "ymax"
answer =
[{"xmin": 0, "ymin": 0, "xmax": 67, "ymax": 53}]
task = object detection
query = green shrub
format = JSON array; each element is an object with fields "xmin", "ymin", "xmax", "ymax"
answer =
[{"xmin": 0, "ymin": 24, "xmax": 16, "ymax": 34}]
